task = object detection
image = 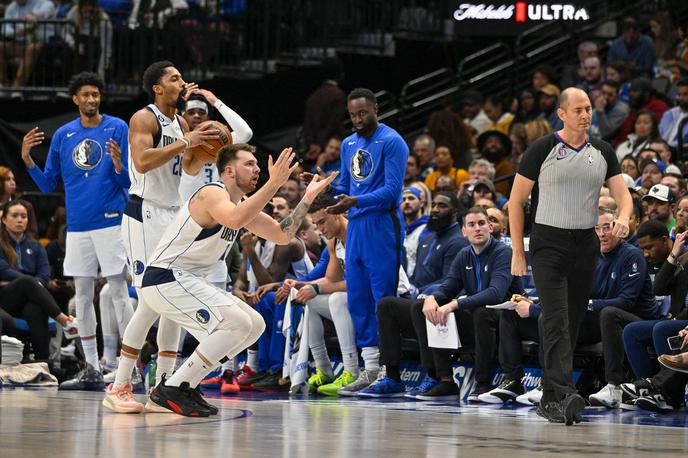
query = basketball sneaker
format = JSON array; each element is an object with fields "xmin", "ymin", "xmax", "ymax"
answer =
[
  {"xmin": 253, "ymin": 372, "xmax": 290, "ymax": 392},
  {"xmin": 337, "ymin": 369, "xmax": 378, "ymax": 397},
  {"xmin": 516, "ymin": 386, "xmax": 543, "ymax": 406},
  {"xmin": 102, "ymin": 383, "xmax": 144, "ymax": 413},
  {"xmin": 308, "ymin": 368, "xmax": 333, "ymax": 393},
  {"xmin": 62, "ymin": 316, "xmax": 79, "ymax": 340},
  {"xmin": 237, "ymin": 366, "xmax": 266, "ymax": 390},
  {"xmin": 147, "ymin": 377, "xmax": 212, "ymax": 417},
  {"xmin": 466, "ymin": 383, "xmax": 492, "ymax": 403},
  {"xmin": 317, "ymin": 370, "xmax": 358, "ymax": 396},
  {"xmin": 635, "ymin": 393, "xmax": 676, "ymax": 413},
  {"xmin": 589, "ymin": 383, "xmax": 622, "ymax": 408},
  {"xmin": 414, "ymin": 380, "xmax": 460, "ymax": 401},
  {"xmin": 478, "ymin": 379, "xmax": 525, "ymax": 404},
  {"xmin": 59, "ymin": 364, "xmax": 106, "ymax": 391},
  {"xmin": 404, "ymin": 375, "xmax": 438, "ymax": 400},
  {"xmin": 220, "ymin": 370, "xmax": 240, "ymax": 395},
  {"xmin": 191, "ymin": 386, "xmax": 219, "ymax": 415},
  {"xmin": 200, "ymin": 371, "xmax": 224, "ymax": 390},
  {"xmin": 620, "ymin": 378, "xmax": 656, "ymax": 400},
  {"xmin": 358, "ymin": 376, "xmax": 405, "ymax": 398},
  {"xmin": 535, "ymin": 401, "xmax": 565, "ymax": 423}
]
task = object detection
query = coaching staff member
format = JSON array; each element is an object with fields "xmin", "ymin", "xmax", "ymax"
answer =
[{"xmin": 509, "ymin": 88, "xmax": 632, "ymax": 425}]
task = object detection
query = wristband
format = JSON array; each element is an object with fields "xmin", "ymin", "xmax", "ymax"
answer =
[
  {"xmin": 181, "ymin": 136, "xmax": 191, "ymax": 150},
  {"xmin": 311, "ymin": 283, "xmax": 320, "ymax": 295},
  {"xmin": 669, "ymin": 252, "xmax": 677, "ymax": 260}
]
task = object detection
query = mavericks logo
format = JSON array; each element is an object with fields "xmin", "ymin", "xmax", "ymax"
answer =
[
  {"xmin": 196, "ymin": 309, "xmax": 211, "ymax": 324},
  {"xmin": 72, "ymin": 139, "xmax": 103, "ymax": 170},
  {"xmin": 351, "ymin": 149, "xmax": 374, "ymax": 181}
]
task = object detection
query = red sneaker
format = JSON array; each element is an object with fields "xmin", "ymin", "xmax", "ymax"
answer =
[
  {"xmin": 220, "ymin": 370, "xmax": 240, "ymax": 395},
  {"xmin": 200, "ymin": 372, "xmax": 223, "ymax": 390}
]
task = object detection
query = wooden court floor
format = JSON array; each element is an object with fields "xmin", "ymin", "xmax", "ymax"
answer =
[{"xmin": 1, "ymin": 388, "xmax": 687, "ymax": 458}]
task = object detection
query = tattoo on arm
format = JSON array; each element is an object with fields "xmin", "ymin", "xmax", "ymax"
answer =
[{"xmin": 279, "ymin": 198, "xmax": 311, "ymax": 239}]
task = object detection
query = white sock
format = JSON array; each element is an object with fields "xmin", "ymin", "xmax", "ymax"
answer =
[
  {"xmin": 310, "ymin": 344, "xmax": 334, "ymax": 377},
  {"xmin": 361, "ymin": 346, "xmax": 380, "ymax": 372},
  {"xmin": 166, "ymin": 352, "xmax": 211, "ymax": 387},
  {"xmin": 103, "ymin": 335, "xmax": 118, "ymax": 367},
  {"xmin": 247, "ymin": 349, "xmax": 259, "ymax": 369},
  {"xmin": 113, "ymin": 351, "xmax": 137, "ymax": 389},
  {"xmin": 81, "ymin": 338, "xmax": 100, "ymax": 371},
  {"xmin": 156, "ymin": 353, "xmax": 177, "ymax": 386},
  {"xmin": 166, "ymin": 329, "xmax": 237, "ymax": 387},
  {"xmin": 341, "ymin": 345, "xmax": 360, "ymax": 376},
  {"xmin": 221, "ymin": 357, "xmax": 235, "ymax": 372}
]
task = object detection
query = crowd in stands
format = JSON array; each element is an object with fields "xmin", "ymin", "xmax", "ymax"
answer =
[{"xmin": 1, "ymin": 11, "xmax": 688, "ymax": 415}]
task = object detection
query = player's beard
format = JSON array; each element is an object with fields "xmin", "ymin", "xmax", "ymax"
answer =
[
  {"xmin": 426, "ymin": 212, "xmax": 453, "ymax": 232},
  {"xmin": 176, "ymin": 91, "xmax": 187, "ymax": 112}
]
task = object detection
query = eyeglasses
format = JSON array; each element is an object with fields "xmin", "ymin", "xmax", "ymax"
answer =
[{"xmin": 594, "ymin": 223, "xmax": 613, "ymax": 234}]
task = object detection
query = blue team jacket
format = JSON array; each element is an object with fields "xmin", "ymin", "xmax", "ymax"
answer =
[
  {"xmin": 0, "ymin": 235, "xmax": 50, "ymax": 287},
  {"xmin": 411, "ymin": 222, "xmax": 468, "ymax": 293},
  {"xmin": 433, "ymin": 236, "xmax": 524, "ymax": 310},
  {"xmin": 590, "ymin": 241, "xmax": 658, "ymax": 319}
]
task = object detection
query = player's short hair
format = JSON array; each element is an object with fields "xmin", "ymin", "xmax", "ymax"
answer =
[
  {"xmin": 308, "ymin": 193, "xmax": 337, "ymax": 214},
  {"xmin": 142, "ymin": 61, "xmax": 175, "ymax": 99},
  {"xmin": 463, "ymin": 206, "xmax": 488, "ymax": 225},
  {"xmin": 347, "ymin": 88, "xmax": 377, "ymax": 104},
  {"xmin": 434, "ymin": 191, "xmax": 459, "ymax": 210},
  {"xmin": 216, "ymin": 143, "xmax": 256, "ymax": 171},
  {"xmin": 68, "ymin": 72, "xmax": 103, "ymax": 96},
  {"xmin": 636, "ymin": 219, "xmax": 669, "ymax": 240}
]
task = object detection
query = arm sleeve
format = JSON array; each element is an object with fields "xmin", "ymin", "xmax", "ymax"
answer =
[
  {"xmin": 26, "ymin": 134, "xmax": 62, "ymax": 192},
  {"xmin": 516, "ymin": 138, "xmax": 550, "ymax": 181},
  {"xmin": 34, "ymin": 244, "xmax": 51, "ymax": 287},
  {"xmin": 111, "ymin": 123, "xmax": 131, "ymax": 190},
  {"xmin": 599, "ymin": 141, "xmax": 622, "ymax": 180},
  {"xmin": 460, "ymin": 249, "xmax": 515, "ymax": 311},
  {"xmin": 298, "ymin": 248, "xmax": 330, "ymax": 282},
  {"xmin": 432, "ymin": 253, "xmax": 465, "ymax": 305},
  {"xmin": 215, "ymin": 100, "xmax": 253, "ymax": 144},
  {"xmin": 591, "ymin": 250, "xmax": 648, "ymax": 311},
  {"xmin": 356, "ymin": 135, "xmax": 408, "ymax": 208}
]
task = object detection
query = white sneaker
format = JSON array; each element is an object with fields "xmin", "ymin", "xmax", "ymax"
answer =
[
  {"xmin": 589, "ymin": 383, "xmax": 622, "ymax": 408},
  {"xmin": 516, "ymin": 386, "xmax": 542, "ymax": 406},
  {"xmin": 103, "ymin": 370, "xmax": 116, "ymax": 383},
  {"xmin": 61, "ymin": 341, "xmax": 77, "ymax": 358}
]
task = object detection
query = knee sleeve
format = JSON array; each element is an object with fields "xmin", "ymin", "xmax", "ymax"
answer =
[
  {"xmin": 74, "ymin": 276, "xmax": 97, "ymax": 337},
  {"xmin": 106, "ymin": 273, "xmax": 134, "ymax": 337},
  {"xmin": 99, "ymin": 283, "xmax": 118, "ymax": 336},
  {"xmin": 121, "ymin": 293, "xmax": 160, "ymax": 350},
  {"xmin": 157, "ymin": 317, "xmax": 181, "ymax": 353}
]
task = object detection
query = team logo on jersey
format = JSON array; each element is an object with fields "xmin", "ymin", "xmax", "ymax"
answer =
[
  {"xmin": 196, "ymin": 309, "xmax": 210, "ymax": 324},
  {"xmin": 588, "ymin": 154, "xmax": 594, "ymax": 166},
  {"xmin": 556, "ymin": 147, "xmax": 568, "ymax": 160},
  {"xmin": 351, "ymin": 148, "xmax": 374, "ymax": 181},
  {"xmin": 133, "ymin": 260, "xmax": 145, "ymax": 275},
  {"xmin": 72, "ymin": 139, "xmax": 103, "ymax": 170}
]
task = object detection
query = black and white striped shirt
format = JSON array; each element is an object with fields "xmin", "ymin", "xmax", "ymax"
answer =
[{"xmin": 518, "ymin": 133, "xmax": 621, "ymax": 230}]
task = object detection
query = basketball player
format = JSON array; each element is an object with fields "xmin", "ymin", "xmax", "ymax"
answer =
[
  {"xmin": 320, "ymin": 88, "xmax": 409, "ymax": 394},
  {"xmin": 104, "ymin": 144, "xmax": 336, "ymax": 415},
  {"xmin": 103, "ymin": 61, "xmax": 219, "ymax": 403},
  {"xmin": 20, "ymin": 72, "xmax": 131, "ymax": 389}
]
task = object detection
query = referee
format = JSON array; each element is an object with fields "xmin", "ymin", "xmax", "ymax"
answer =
[{"xmin": 509, "ymin": 88, "xmax": 632, "ymax": 425}]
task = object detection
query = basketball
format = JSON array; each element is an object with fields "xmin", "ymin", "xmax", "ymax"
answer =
[{"xmin": 188, "ymin": 120, "xmax": 233, "ymax": 163}]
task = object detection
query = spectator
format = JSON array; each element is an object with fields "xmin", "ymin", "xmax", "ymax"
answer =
[
  {"xmin": 587, "ymin": 209, "xmax": 659, "ymax": 408},
  {"xmin": 487, "ymin": 207, "xmax": 508, "ymax": 242},
  {"xmin": 413, "ymin": 134, "xmax": 436, "ymax": 180},
  {"xmin": 659, "ymin": 79, "xmax": 688, "ymax": 148},
  {"xmin": 509, "ymin": 122, "xmax": 527, "ymax": 167},
  {"xmin": 674, "ymin": 195, "xmax": 688, "ymax": 235},
  {"xmin": 0, "ymin": 0, "xmax": 56, "ymax": 93},
  {"xmin": 467, "ymin": 158, "xmax": 495, "ymax": 183},
  {"xmin": 65, "ymin": 0, "xmax": 113, "ymax": 80},
  {"xmin": 477, "ymin": 130, "xmax": 514, "ymax": 196},
  {"xmin": 409, "ymin": 206, "xmax": 524, "ymax": 401},
  {"xmin": 538, "ymin": 84, "xmax": 563, "ymax": 131},
  {"xmin": 302, "ymin": 58, "xmax": 346, "ymax": 165},
  {"xmin": 642, "ymin": 183, "xmax": 676, "ymax": 233},
  {"xmin": 648, "ymin": 138, "xmax": 674, "ymax": 165},
  {"xmin": 605, "ymin": 60, "xmax": 632, "ymax": 104},
  {"xmin": 626, "ymin": 198, "xmax": 644, "ymax": 247},
  {"xmin": 410, "ymin": 181, "xmax": 432, "ymax": 216},
  {"xmin": 424, "ymin": 145, "xmax": 469, "ymax": 192},
  {"xmin": 460, "ymin": 90, "xmax": 490, "ymax": 136},
  {"xmin": 637, "ymin": 219, "xmax": 673, "ymax": 277},
  {"xmin": 313, "ymin": 137, "xmax": 342, "ymax": 176},
  {"xmin": 513, "ymin": 88, "xmax": 541, "ymax": 123},
  {"xmin": 0, "ymin": 166, "xmax": 37, "ymax": 237},
  {"xmin": 278, "ymin": 177, "xmax": 302, "ymax": 208},
  {"xmin": 661, "ymin": 174, "xmax": 685, "ymax": 201},
  {"xmin": 43, "ymin": 206, "xmax": 66, "ymax": 243},
  {"xmin": 639, "ymin": 158, "xmax": 666, "ymax": 190},
  {"xmin": 620, "ymin": 154, "xmax": 640, "ymax": 180},
  {"xmin": 404, "ymin": 152, "xmax": 421, "ymax": 186},
  {"xmin": 607, "ymin": 16, "xmax": 656, "ymax": 76},
  {"xmin": 483, "ymin": 95, "xmax": 514, "ymax": 135},
  {"xmin": 127, "ymin": 0, "xmax": 187, "ymax": 29},
  {"xmin": 0, "ymin": 200, "xmax": 78, "ymax": 361},
  {"xmin": 357, "ymin": 193, "xmax": 467, "ymax": 398},
  {"xmin": 427, "ymin": 108, "xmax": 475, "ymax": 169},
  {"xmin": 44, "ymin": 224, "xmax": 74, "ymax": 313},
  {"xmin": 576, "ymin": 56, "xmax": 603, "ymax": 98},
  {"xmin": 616, "ymin": 77, "xmax": 669, "ymax": 144},
  {"xmin": 524, "ymin": 118, "xmax": 553, "ymax": 145},
  {"xmin": 650, "ymin": 11, "xmax": 678, "ymax": 78},
  {"xmin": 531, "ymin": 64, "xmax": 557, "ymax": 92},
  {"xmin": 401, "ymin": 187, "xmax": 429, "ymax": 275},
  {"xmin": 616, "ymin": 111, "xmax": 659, "ymax": 160},
  {"xmin": 592, "ymin": 80, "xmax": 630, "ymax": 141},
  {"xmin": 560, "ymin": 40, "xmax": 599, "ymax": 88}
]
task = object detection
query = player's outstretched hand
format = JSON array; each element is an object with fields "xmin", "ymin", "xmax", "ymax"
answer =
[
  {"xmin": 267, "ymin": 147, "xmax": 298, "ymax": 188},
  {"xmin": 299, "ymin": 167, "xmax": 327, "ymax": 185},
  {"xmin": 185, "ymin": 121, "xmax": 220, "ymax": 148},
  {"xmin": 304, "ymin": 171, "xmax": 338, "ymax": 201},
  {"xmin": 326, "ymin": 194, "xmax": 357, "ymax": 215},
  {"xmin": 21, "ymin": 127, "xmax": 44, "ymax": 163}
]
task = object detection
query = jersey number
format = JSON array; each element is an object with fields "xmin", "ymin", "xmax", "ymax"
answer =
[
  {"xmin": 172, "ymin": 156, "xmax": 182, "ymax": 176},
  {"xmin": 205, "ymin": 168, "xmax": 213, "ymax": 183}
]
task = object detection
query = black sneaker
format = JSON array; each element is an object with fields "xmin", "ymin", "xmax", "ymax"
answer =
[
  {"xmin": 191, "ymin": 386, "xmax": 219, "ymax": 415},
  {"xmin": 148, "ymin": 377, "xmax": 212, "ymax": 417},
  {"xmin": 414, "ymin": 381, "xmax": 460, "ymax": 401},
  {"xmin": 620, "ymin": 378, "xmax": 656, "ymax": 399},
  {"xmin": 253, "ymin": 372, "xmax": 290, "ymax": 392},
  {"xmin": 238, "ymin": 370, "xmax": 268, "ymax": 390},
  {"xmin": 59, "ymin": 364, "xmax": 106, "ymax": 391},
  {"xmin": 635, "ymin": 393, "xmax": 675, "ymax": 414},
  {"xmin": 478, "ymin": 379, "xmax": 525, "ymax": 403},
  {"xmin": 561, "ymin": 393, "xmax": 585, "ymax": 426},
  {"xmin": 536, "ymin": 401, "xmax": 565, "ymax": 423},
  {"xmin": 466, "ymin": 383, "xmax": 492, "ymax": 403}
]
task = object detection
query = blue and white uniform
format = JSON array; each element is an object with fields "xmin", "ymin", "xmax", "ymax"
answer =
[
  {"xmin": 337, "ymin": 123, "xmax": 409, "ymax": 347},
  {"xmin": 122, "ymin": 104, "xmax": 184, "ymax": 287},
  {"xmin": 26, "ymin": 114, "xmax": 130, "ymax": 277}
]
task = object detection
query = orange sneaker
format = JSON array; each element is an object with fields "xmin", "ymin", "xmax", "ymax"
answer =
[
  {"xmin": 220, "ymin": 370, "xmax": 240, "ymax": 395},
  {"xmin": 201, "ymin": 372, "xmax": 223, "ymax": 390},
  {"xmin": 102, "ymin": 383, "xmax": 144, "ymax": 413}
]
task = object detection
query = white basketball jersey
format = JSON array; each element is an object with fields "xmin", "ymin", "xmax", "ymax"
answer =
[
  {"xmin": 291, "ymin": 238, "xmax": 314, "ymax": 278},
  {"xmin": 128, "ymin": 104, "xmax": 184, "ymax": 208},
  {"xmin": 148, "ymin": 182, "xmax": 239, "ymax": 277},
  {"xmin": 179, "ymin": 164, "xmax": 219, "ymax": 202},
  {"xmin": 335, "ymin": 239, "xmax": 346, "ymax": 273}
]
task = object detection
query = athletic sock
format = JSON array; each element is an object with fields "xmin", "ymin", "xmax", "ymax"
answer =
[
  {"xmin": 386, "ymin": 366, "xmax": 401, "ymax": 382},
  {"xmin": 156, "ymin": 352, "xmax": 177, "ymax": 386},
  {"xmin": 113, "ymin": 350, "xmax": 138, "ymax": 389},
  {"xmin": 221, "ymin": 357, "xmax": 235, "ymax": 373},
  {"xmin": 103, "ymin": 334, "xmax": 118, "ymax": 368},
  {"xmin": 310, "ymin": 344, "xmax": 334, "ymax": 377},
  {"xmin": 247, "ymin": 349, "xmax": 259, "ymax": 370},
  {"xmin": 360, "ymin": 346, "xmax": 380, "ymax": 373},
  {"xmin": 81, "ymin": 338, "xmax": 100, "ymax": 371},
  {"xmin": 166, "ymin": 352, "xmax": 210, "ymax": 388},
  {"xmin": 341, "ymin": 345, "xmax": 359, "ymax": 376}
]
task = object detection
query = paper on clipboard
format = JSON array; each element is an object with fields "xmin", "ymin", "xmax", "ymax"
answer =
[
  {"xmin": 426, "ymin": 313, "xmax": 461, "ymax": 349},
  {"xmin": 486, "ymin": 301, "xmax": 517, "ymax": 310}
]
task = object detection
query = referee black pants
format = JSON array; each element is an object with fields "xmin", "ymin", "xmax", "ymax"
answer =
[{"xmin": 530, "ymin": 223, "xmax": 598, "ymax": 404}]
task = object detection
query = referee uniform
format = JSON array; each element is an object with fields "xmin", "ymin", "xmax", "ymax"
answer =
[{"xmin": 517, "ymin": 132, "xmax": 621, "ymax": 405}]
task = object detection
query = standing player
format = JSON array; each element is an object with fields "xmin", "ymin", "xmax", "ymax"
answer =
[
  {"xmin": 510, "ymin": 87, "xmax": 632, "ymax": 425},
  {"xmin": 323, "ymin": 88, "xmax": 409, "ymax": 394},
  {"xmin": 106, "ymin": 61, "xmax": 219, "ymax": 401},
  {"xmin": 20, "ymin": 72, "xmax": 130, "ymax": 389},
  {"xmin": 105, "ymin": 144, "xmax": 336, "ymax": 415}
]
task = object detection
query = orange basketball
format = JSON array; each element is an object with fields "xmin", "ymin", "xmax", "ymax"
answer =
[{"xmin": 189, "ymin": 120, "xmax": 233, "ymax": 163}]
